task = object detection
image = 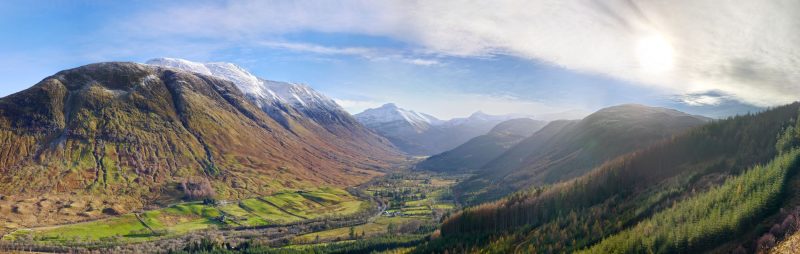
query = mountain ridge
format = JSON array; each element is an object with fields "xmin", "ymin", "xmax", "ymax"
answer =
[
  {"xmin": 416, "ymin": 118, "xmax": 547, "ymax": 172},
  {"xmin": 456, "ymin": 104, "xmax": 711, "ymax": 203}
]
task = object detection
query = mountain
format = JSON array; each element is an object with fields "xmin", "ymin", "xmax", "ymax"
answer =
[
  {"xmin": 457, "ymin": 104, "xmax": 711, "ymax": 203},
  {"xmin": 0, "ymin": 62, "xmax": 393, "ymax": 227},
  {"xmin": 415, "ymin": 118, "xmax": 547, "ymax": 172},
  {"xmin": 146, "ymin": 58, "xmax": 400, "ymax": 165},
  {"xmin": 426, "ymin": 103, "xmax": 800, "ymax": 254},
  {"xmin": 533, "ymin": 109, "xmax": 590, "ymax": 121},
  {"xmin": 355, "ymin": 104, "xmax": 520, "ymax": 155},
  {"xmin": 355, "ymin": 103, "xmax": 442, "ymax": 133}
]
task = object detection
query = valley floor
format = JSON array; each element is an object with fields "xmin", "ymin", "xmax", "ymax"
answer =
[{"xmin": 0, "ymin": 170, "xmax": 462, "ymax": 253}]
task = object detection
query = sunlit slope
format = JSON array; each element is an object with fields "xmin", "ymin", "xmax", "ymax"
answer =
[
  {"xmin": 420, "ymin": 103, "xmax": 799, "ymax": 253},
  {"xmin": 457, "ymin": 104, "xmax": 710, "ymax": 203},
  {"xmin": 0, "ymin": 62, "xmax": 381, "ymax": 227}
]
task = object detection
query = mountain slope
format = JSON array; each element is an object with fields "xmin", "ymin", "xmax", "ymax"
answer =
[
  {"xmin": 0, "ymin": 62, "xmax": 384, "ymax": 227},
  {"xmin": 458, "ymin": 104, "xmax": 710, "ymax": 203},
  {"xmin": 416, "ymin": 118, "xmax": 547, "ymax": 172},
  {"xmin": 583, "ymin": 148, "xmax": 800, "ymax": 253},
  {"xmin": 423, "ymin": 103, "xmax": 800, "ymax": 254},
  {"xmin": 146, "ymin": 58, "xmax": 401, "ymax": 166},
  {"xmin": 355, "ymin": 104, "xmax": 519, "ymax": 155}
]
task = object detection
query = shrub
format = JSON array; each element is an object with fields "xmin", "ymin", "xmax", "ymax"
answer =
[{"xmin": 179, "ymin": 178, "xmax": 216, "ymax": 201}]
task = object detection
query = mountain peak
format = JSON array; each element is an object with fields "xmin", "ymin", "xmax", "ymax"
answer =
[
  {"xmin": 355, "ymin": 103, "xmax": 442, "ymax": 132},
  {"xmin": 380, "ymin": 103, "xmax": 399, "ymax": 109},
  {"xmin": 49, "ymin": 62, "xmax": 156, "ymax": 92},
  {"xmin": 470, "ymin": 111, "xmax": 489, "ymax": 117},
  {"xmin": 588, "ymin": 104, "xmax": 711, "ymax": 123}
]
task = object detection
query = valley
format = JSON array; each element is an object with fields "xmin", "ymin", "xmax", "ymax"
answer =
[
  {"xmin": 2, "ymin": 187, "xmax": 365, "ymax": 244},
  {"xmin": 2, "ymin": 1, "xmax": 798, "ymax": 253},
  {"xmin": 0, "ymin": 169, "xmax": 463, "ymax": 253}
]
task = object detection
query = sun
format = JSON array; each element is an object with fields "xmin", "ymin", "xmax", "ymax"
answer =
[{"xmin": 636, "ymin": 34, "xmax": 674, "ymax": 73}]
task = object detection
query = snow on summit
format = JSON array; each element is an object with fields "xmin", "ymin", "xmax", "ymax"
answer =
[
  {"xmin": 146, "ymin": 58, "xmax": 341, "ymax": 111},
  {"xmin": 355, "ymin": 103, "xmax": 442, "ymax": 130}
]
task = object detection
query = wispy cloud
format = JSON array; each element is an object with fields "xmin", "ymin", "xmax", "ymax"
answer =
[
  {"xmin": 257, "ymin": 41, "xmax": 374, "ymax": 56},
  {"xmin": 124, "ymin": 0, "xmax": 800, "ymax": 108},
  {"xmin": 333, "ymin": 98, "xmax": 385, "ymax": 113},
  {"xmin": 403, "ymin": 58, "xmax": 439, "ymax": 66},
  {"xmin": 257, "ymin": 40, "xmax": 440, "ymax": 66}
]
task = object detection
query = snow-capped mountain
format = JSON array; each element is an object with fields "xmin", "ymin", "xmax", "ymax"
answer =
[
  {"xmin": 146, "ymin": 58, "xmax": 339, "ymax": 112},
  {"xmin": 146, "ymin": 57, "xmax": 401, "ymax": 163},
  {"xmin": 355, "ymin": 103, "xmax": 442, "ymax": 132},
  {"xmin": 442, "ymin": 111, "xmax": 523, "ymax": 127},
  {"xmin": 355, "ymin": 104, "xmax": 529, "ymax": 155}
]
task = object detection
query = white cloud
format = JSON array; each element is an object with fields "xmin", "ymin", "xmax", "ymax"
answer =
[
  {"xmin": 256, "ymin": 40, "xmax": 440, "ymax": 66},
  {"xmin": 678, "ymin": 94, "xmax": 725, "ymax": 107},
  {"xmin": 403, "ymin": 58, "xmax": 439, "ymax": 66},
  {"xmin": 333, "ymin": 98, "xmax": 385, "ymax": 114},
  {"xmin": 127, "ymin": 0, "xmax": 800, "ymax": 107},
  {"xmin": 256, "ymin": 41, "xmax": 440, "ymax": 66},
  {"xmin": 257, "ymin": 41, "xmax": 374, "ymax": 56}
]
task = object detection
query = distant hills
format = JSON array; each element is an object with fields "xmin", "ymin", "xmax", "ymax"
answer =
[
  {"xmin": 416, "ymin": 118, "xmax": 547, "ymax": 172},
  {"xmin": 355, "ymin": 103, "xmax": 523, "ymax": 155},
  {"xmin": 452, "ymin": 104, "xmax": 711, "ymax": 203},
  {"xmin": 0, "ymin": 62, "xmax": 400, "ymax": 227}
]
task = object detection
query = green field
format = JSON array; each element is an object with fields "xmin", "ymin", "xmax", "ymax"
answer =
[
  {"xmin": 2, "ymin": 187, "xmax": 364, "ymax": 244},
  {"xmin": 290, "ymin": 173, "xmax": 462, "ymax": 246},
  {"xmin": 11, "ymin": 214, "xmax": 152, "ymax": 243},
  {"xmin": 293, "ymin": 217, "xmax": 418, "ymax": 243}
]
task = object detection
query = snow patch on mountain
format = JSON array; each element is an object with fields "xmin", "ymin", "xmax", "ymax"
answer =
[
  {"xmin": 146, "ymin": 58, "xmax": 341, "ymax": 111},
  {"xmin": 355, "ymin": 103, "xmax": 441, "ymax": 130}
]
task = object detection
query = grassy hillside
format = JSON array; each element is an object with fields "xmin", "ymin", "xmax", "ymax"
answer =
[
  {"xmin": 457, "ymin": 104, "xmax": 709, "ymax": 204},
  {"xmin": 0, "ymin": 62, "xmax": 387, "ymax": 228},
  {"xmin": 419, "ymin": 103, "xmax": 799, "ymax": 253}
]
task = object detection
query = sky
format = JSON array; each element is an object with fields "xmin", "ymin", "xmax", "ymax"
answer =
[{"xmin": 1, "ymin": 0, "xmax": 796, "ymax": 119}]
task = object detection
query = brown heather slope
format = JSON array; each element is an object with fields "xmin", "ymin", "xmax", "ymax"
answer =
[
  {"xmin": 0, "ymin": 62, "xmax": 393, "ymax": 227},
  {"xmin": 144, "ymin": 58, "xmax": 401, "ymax": 170}
]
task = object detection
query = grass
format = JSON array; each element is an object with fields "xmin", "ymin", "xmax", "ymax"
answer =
[
  {"xmin": 402, "ymin": 210, "xmax": 432, "ymax": 216},
  {"xmin": 3, "ymin": 187, "xmax": 364, "ymax": 244},
  {"xmin": 261, "ymin": 192, "xmax": 317, "ymax": 218},
  {"xmin": 218, "ymin": 203, "xmax": 271, "ymax": 226},
  {"xmin": 34, "ymin": 214, "xmax": 151, "ymax": 242},
  {"xmin": 293, "ymin": 217, "xmax": 418, "ymax": 243},
  {"xmin": 290, "ymin": 174, "xmax": 462, "ymax": 245},
  {"xmin": 239, "ymin": 198, "xmax": 301, "ymax": 223},
  {"xmin": 432, "ymin": 203, "xmax": 455, "ymax": 210}
]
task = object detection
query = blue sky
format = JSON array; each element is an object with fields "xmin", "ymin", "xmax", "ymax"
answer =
[{"xmin": 1, "ymin": 0, "xmax": 792, "ymax": 119}]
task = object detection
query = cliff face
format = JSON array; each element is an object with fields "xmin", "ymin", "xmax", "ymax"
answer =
[{"xmin": 0, "ymin": 62, "xmax": 384, "ymax": 226}]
